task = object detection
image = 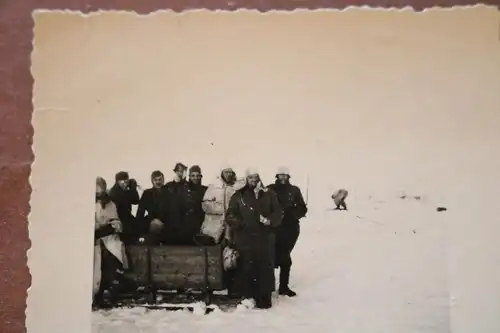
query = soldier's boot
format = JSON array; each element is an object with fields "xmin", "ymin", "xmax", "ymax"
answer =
[
  {"xmin": 255, "ymin": 294, "xmax": 273, "ymax": 309},
  {"xmin": 278, "ymin": 266, "xmax": 297, "ymax": 297}
]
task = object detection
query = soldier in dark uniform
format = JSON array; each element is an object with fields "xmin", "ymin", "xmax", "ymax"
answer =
[
  {"xmin": 225, "ymin": 168, "xmax": 283, "ymax": 309},
  {"xmin": 184, "ymin": 165, "xmax": 208, "ymax": 243},
  {"xmin": 267, "ymin": 167, "xmax": 308, "ymax": 297},
  {"xmin": 136, "ymin": 170, "xmax": 165, "ymax": 239},
  {"xmin": 161, "ymin": 163, "xmax": 208, "ymax": 245},
  {"xmin": 161, "ymin": 162, "xmax": 189, "ymax": 245},
  {"xmin": 108, "ymin": 171, "xmax": 140, "ymax": 245}
]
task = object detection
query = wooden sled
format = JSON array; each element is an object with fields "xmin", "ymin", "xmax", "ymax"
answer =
[{"xmin": 97, "ymin": 243, "xmax": 240, "ymax": 313}]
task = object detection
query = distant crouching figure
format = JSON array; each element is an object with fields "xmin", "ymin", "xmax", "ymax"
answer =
[
  {"xmin": 332, "ymin": 189, "xmax": 348, "ymax": 210},
  {"xmin": 225, "ymin": 168, "xmax": 283, "ymax": 309},
  {"xmin": 267, "ymin": 167, "xmax": 307, "ymax": 297}
]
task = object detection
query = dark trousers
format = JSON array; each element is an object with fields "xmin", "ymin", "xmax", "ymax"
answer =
[
  {"xmin": 95, "ymin": 242, "xmax": 124, "ymax": 305},
  {"xmin": 275, "ymin": 222, "xmax": 300, "ymax": 287},
  {"xmin": 233, "ymin": 246, "xmax": 275, "ymax": 300},
  {"xmin": 224, "ymin": 268, "xmax": 238, "ymax": 296},
  {"xmin": 120, "ymin": 216, "xmax": 141, "ymax": 245}
]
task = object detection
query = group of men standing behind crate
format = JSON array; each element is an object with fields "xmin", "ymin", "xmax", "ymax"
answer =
[{"xmin": 94, "ymin": 162, "xmax": 308, "ymax": 310}]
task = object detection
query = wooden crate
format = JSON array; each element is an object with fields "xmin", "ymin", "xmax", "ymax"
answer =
[
  {"xmin": 124, "ymin": 245, "xmax": 149, "ymax": 284},
  {"xmin": 150, "ymin": 245, "xmax": 224, "ymax": 290}
]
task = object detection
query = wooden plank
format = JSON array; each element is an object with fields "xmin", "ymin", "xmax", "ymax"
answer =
[
  {"xmin": 150, "ymin": 252, "xmax": 220, "ymax": 269},
  {"xmin": 150, "ymin": 245, "xmax": 224, "ymax": 290},
  {"xmin": 124, "ymin": 245, "xmax": 149, "ymax": 284},
  {"xmin": 151, "ymin": 268, "xmax": 223, "ymax": 288},
  {"xmin": 151, "ymin": 246, "xmax": 221, "ymax": 264}
]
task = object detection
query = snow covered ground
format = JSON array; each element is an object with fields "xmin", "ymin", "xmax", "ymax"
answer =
[{"xmin": 92, "ymin": 190, "xmax": 449, "ymax": 333}]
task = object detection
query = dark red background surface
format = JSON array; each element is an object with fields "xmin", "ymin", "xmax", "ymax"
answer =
[{"xmin": 0, "ymin": 1, "xmax": 498, "ymax": 332}]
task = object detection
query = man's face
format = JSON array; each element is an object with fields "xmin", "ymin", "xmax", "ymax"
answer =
[
  {"xmin": 117, "ymin": 179, "xmax": 129, "ymax": 190},
  {"xmin": 189, "ymin": 171, "xmax": 202, "ymax": 184},
  {"xmin": 96, "ymin": 185, "xmax": 105, "ymax": 196},
  {"xmin": 222, "ymin": 169, "xmax": 235, "ymax": 183},
  {"xmin": 175, "ymin": 169, "xmax": 186, "ymax": 180},
  {"xmin": 152, "ymin": 175, "xmax": 164, "ymax": 188},
  {"xmin": 277, "ymin": 174, "xmax": 289, "ymax": 184},
  {"xmin": 247, "ymin": 174, "xmax": 260, "ymax": 188}
]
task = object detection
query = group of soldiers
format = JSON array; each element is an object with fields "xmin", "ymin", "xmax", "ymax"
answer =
[{"xmin": 94, "ymin": 162, "xmax": 308, "ymax": 310}]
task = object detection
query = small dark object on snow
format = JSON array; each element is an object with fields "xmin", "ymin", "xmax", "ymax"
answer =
[
  {"xmin": 400, "ymin": 195, "xmax": 407, "ymax": 199},
  {"xmin": 412, "ymin": 230, "xmax": 416, "ymax": 234},
  {"xmin": 413, "ymin": 196, "xmax": 421, "ymax": 200},
  {"xmin": 437, "ymin": 207, "xmax": 447, "ymax": 212}
]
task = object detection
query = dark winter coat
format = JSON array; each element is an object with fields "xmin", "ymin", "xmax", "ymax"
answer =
[
  {"xmin": 108, "ymin": 182, "xmax": 140, "ymax": 237},
  {"xmin": 136, "ymin": 187, "xmax": 164, "ymax": 233},
  {"xmin": 267, "ymin": 181, "xmax": 307, "ymax": 225},
  {"xmin": 184, "ymin": 181, "xmax": 208, "ymax": 236},
  {"xmin": 225, "ymin": 185, "xmax": 283, "ymax": 298},
  {"xmin": 162, "ymin": 179, "xmax": 208, "ymax": 240}
]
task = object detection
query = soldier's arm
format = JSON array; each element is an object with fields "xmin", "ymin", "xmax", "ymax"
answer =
[
  {"xmin": 225, "ymin": 193, "xmax": 242, "ymax": 229},
  {"xmin": 127, "ymin": 179, "xmax": 141, "ymax": 205},
  {"xmin": 157, "ymin": 189, "xmax": 170, "ymax": 222},
  {"xmin": 136, "ymin": 191, "xmax": 148, "ymax": 221},
  {"xmin": 268, "ymin": 192, "xmax": 284, "ymax": 227},
  {"xmin": 107, "ymin": 187, "xmax": 118, "ymax": 204},
  {"xmin": 293, "ymin": 186, "xmax": 308, "ymax": 219}
]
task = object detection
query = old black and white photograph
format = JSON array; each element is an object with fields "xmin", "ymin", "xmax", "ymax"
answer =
[{"xmin": 28, "ymin": 7, "xmax": 500, "ymax": 333}]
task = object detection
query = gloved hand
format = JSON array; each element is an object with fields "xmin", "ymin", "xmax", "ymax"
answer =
[{"xmin": 259, "ymin": 215, "xmax": 270, "ymax": 226}]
